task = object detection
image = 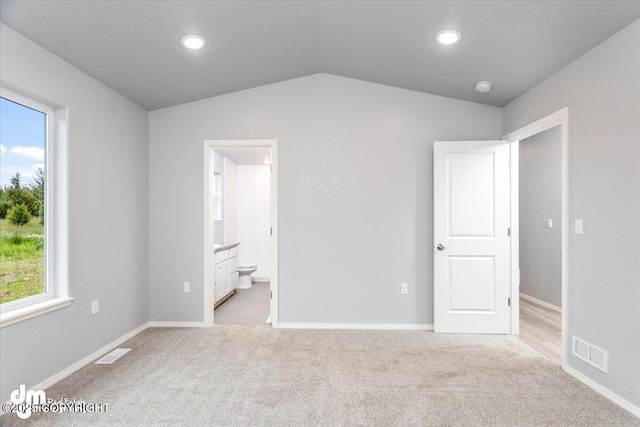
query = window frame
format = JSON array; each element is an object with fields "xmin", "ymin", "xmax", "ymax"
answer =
[{"xmin": 0, "ymin": 87, "xmax": 72, "ymax": 327}]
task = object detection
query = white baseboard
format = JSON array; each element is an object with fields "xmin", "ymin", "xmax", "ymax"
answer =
[
  {"xmin": 252, "ymin": 277, "xmax": 270, "ymax": 283},
  {"xmin": 34, "ymin": 322, "xmax": 149, "ymax": 390},
  {"xmin": 148, "ymin": 321, "xmax": 207, "ymax": 328},
  {"xmin": 520, "ymin": 293, "xmax": 562, "ymax": 313},
  {"xmin": 1, "ymin": 322, "xmax": 150, "ymax": 415},
  {"xmin": 564, "ymin": 365, "xmax": 640, "ymax": 418},
  {"xmin": 275, "ymin": 323, "xmax": 434, "ymax": 331}
]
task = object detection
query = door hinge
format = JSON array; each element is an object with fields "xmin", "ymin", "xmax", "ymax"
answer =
[
  {"xmin": 270, "ymin": 227, "xmax": 273, "ymax": 236},
  {"xmin": 270, "ymin": 291, "xmax": 272, "ymax": 299},
  {"xmin": 508, "ymin": 297, "xmax": 511, "ymax": 307},
  {"xmin": 508, "ymin": 227, "xmax": 511, "ymax": 237}
]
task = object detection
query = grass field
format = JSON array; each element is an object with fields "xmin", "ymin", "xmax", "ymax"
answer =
[{"xmin": 0, "ymin": 218, "xmax": 45, "ymax": 304}]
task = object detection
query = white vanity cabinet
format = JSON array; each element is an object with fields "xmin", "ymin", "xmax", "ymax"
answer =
[
  {"xmin": 215, "ymin": 260, "xmax": 229, "ymax": 300},
  {"xmin": 214, "ymin": 245, "xmax": 240, "ymax": 305}
]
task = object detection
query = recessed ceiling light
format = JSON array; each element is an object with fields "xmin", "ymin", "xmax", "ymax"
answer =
[
  {"xmin": 181, "ymin": 35, "xmax": 206, "ymax": 50},
  {"xmin": 436, "ymin": 30, "xmax": 461, "ymax": 45},
  {"xmin": 263, "ymin": 158, "xmax": 271, "ymax": 165},
  {"xmin": 475, "ymin": 81, "xmax": 492, "ymax": 93}
]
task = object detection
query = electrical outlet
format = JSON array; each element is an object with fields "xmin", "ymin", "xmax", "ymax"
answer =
[
  {"xmin": 547, "ymin": 219, "xmax": 553, "ymax": 229},
  {"xmin": 575, "ymin": 219, "xmax": 584, "ymax": 235},
  {"xmin": 91, "ymin": 300, "xmax": 99, "ymax": 315},
  {"xmin": 401, "ymin": 283, "xmax": 408, "ymax": 295},
  {"xmin": 183, "ymin": 282, "xmax": 190, "ymax": 293}
]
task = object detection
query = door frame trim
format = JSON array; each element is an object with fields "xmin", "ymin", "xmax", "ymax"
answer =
[
  {"xmin": 503, "ymin": 108, "xmax": 569, "ymax": 369},
  {"xmin": 203, "ymin": 139, "xmax": 279, "ymax": 328}
]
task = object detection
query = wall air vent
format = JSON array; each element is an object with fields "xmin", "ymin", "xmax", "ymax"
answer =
[
  {"xmin": 572, "ymin": 337, "xmax": 608, "ymax": 373},
  {"xmin": 95, "ymin": 348, "xmax": 131, "ymax": 365}
]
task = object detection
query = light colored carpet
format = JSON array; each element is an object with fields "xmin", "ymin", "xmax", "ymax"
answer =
[
  {"xmin": 2, "ymin": 327, "xmax": 638, "ymax": 426},
  {"xmin": 214, "ymin": 282, "xmax": 270, "ymax": 325}
]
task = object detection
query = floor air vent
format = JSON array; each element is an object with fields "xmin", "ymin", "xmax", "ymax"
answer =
[
  {"xmin": 95, "ymin": 348, "xmax": 131, "ymax": 365},
  {"xmin": 572, "ymin": 337, "xmax": 608, "ymax": 373}
]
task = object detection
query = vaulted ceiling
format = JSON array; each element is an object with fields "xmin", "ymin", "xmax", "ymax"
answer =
[{"xmin": 2, "ymin": 1, "xmax": 639, "ymax": 110}]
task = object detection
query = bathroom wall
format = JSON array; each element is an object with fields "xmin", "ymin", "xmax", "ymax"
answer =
[
  {"xmin": 237, "ymin": 165, "xmax": 271, "ymax": 280},
  {"xmin": 213, "ymin": 151, "xmax": 224, "ymax": 173},
  {"xmin": 223, "ymin": 157, "xmax": 238, "ymax": 244},
  {"xmin": 212, "ymin": 151, "xmax": 224, "ymax": 243},
  {"xmin": 149, "ymin": 73, "xmax": 502, "ymax": 324},
  {"xmin": 519, "ymin": 126, "xmax": 562, "ymax": 308}
]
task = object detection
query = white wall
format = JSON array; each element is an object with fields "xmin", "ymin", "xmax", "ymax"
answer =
[
  {"xmin": 223, "ymin": 157, "xmax": 238, "ymax": 244},
  {"xmin": 503, "ymin": 19, "xmax": 640, "ymax": 409},
  {"xmin": 519, "ymin": 126, "xmax": 562, "ymax": 307},
  {"xmin": 0, "ymin": 24, "xmax": 149, "ymax": 403},
  {"xmin": 148, "ymin": 73, "xmax": 502, "ymax": 324},
  {"xmin": 212, "ymin": 151, "xmax": 224, "ymax": 243},
  {"xmin": 237, "ymin": 165, "xmax": 271, "ymax": 278}
]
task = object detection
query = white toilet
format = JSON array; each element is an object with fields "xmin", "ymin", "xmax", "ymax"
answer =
[{"xmin": 236, "ymin": 264, "xmax": 257, "ymax": 289}]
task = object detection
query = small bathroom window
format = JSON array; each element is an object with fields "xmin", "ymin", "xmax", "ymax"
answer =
[{"xmin": 213, "ymin": 172, "xmax": 223, "ymax": 221}]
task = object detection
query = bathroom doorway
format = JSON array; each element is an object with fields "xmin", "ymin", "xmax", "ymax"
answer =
[{"xmin": 203, "ymin": 140, "xmax": 278, "ymax": 327}]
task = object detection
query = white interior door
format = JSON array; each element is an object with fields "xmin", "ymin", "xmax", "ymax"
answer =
[{"xmin": 434, "ymin": 141, "xmax": 511, "ymax": 333}]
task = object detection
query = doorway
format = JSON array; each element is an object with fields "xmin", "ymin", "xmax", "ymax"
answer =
[
  {"xmin": 504, "ymin": 108, "xmax": 569, "ymax": 368},
  {"xmin": 432, "ymin": 108, "xmax": 569, "ymax": 368},
  {"xmin": 203, "ymin": 140, "xmax": 279, "ymax": 327},
  {"xmin": 516, "ymin": 126, "xmax": 562, "ymax": 364}
]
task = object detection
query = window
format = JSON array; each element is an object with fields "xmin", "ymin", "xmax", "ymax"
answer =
[{"xmin": 0, "ymin": 88, "xmax": 71, "ymax": 327}]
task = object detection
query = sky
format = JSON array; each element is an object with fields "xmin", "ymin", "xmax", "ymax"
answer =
[{"xmin": 0, "ymin": 97, "xmax": 46, "ymax": 188}]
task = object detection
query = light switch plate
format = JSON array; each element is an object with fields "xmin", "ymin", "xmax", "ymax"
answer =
[
  {"xmin": 575, "ymin": 219, "xmax": 584, "ymax": 235},
  {"xmin": 183, "ymin": 282, "xmax": 190, "ymax": 292},
  {"xmin": 400, "ymin": 283, "xmax": 408, "ymax": 295},
  {"xmin": 547, "ymin": 219, "xmax": 553, "ymax": 229}
]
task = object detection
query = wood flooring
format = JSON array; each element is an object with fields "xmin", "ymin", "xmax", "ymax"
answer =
[{"xmin": 518, "ymin": 296, "xmax": 562, "ymax": 365}]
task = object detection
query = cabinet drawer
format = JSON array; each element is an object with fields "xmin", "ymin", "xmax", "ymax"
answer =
[
  {"xmin": 216, "ymin": 249, "xmax": 229, "ymax": 263},
  {"xmin": 230, "ymin": 256, "xmax": 239, "ymax": 274},
  {"xmin": 230, "ymin": 246, "xmax": 239, "ymax": 258}
]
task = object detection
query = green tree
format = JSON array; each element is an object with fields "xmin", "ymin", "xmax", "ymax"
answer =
[
  {"xmin": 0, "ymin": 187, "xmax": 10, "ymax": 219},
  {"xmin": 38, "ymin": 203, "xmax": 45, "ymax": 225},
  {"xmin": 22, "ymin": 190, "xmax": 38, "ymax": 216},
  {"xmin": 31, "ymin": 168, "xmax": 45, "ymax": 202},
  {"xmin": 31, "ymin": 167, "xmax": 45, "ymax": 223},
  {"xmin": 5, "ymin": 173, "xmax": 39, "ymax": 216},
  {"xmin": 6, "ymin": 173, "xmax": 25, "ymax": 205},
  {"xmin": 7, "ymin": 203, "xmax": 32, "ymax": 226},
  {"xmin": 9, "ymin": 172, "xmax": 21, "ymax": 190}
]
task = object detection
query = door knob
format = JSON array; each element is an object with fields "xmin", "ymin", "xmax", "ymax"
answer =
[{"xmin": 437, "ymin": 244, "xmax": 445, "ymax": 251}]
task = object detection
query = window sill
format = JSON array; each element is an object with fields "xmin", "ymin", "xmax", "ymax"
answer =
[{"xmin": 0, "ymin": 297, "xmax": 73, "ymax": 328}]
